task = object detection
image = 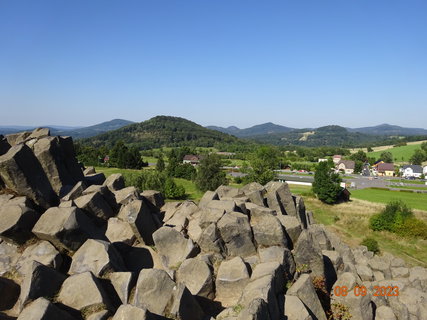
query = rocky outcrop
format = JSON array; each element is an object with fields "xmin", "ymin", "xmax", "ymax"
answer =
[{"xmin": 1, "ymin": 129, "xmax": 426, "ymax": 320}]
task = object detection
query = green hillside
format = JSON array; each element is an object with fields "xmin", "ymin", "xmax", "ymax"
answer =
[
  {"xmin": 82, "ymin": 116, "xmax": 249, "ymax": 150},
  {"xmin": 367, "ymin": 143, "xmax": 424, "ymax": 162}
]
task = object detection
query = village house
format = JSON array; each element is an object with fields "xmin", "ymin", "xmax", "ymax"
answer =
[
  {"xmin": 336, "ymin": 160, "xmax": 355, "ymax": 174},
  {"xmin": 400, "ymin": 165, "xmax": 423, "ymax": 178},
  {"xmin": 375, "ymin": 163, "xmax": 395, "ymax": 177},
  {"xmin": 424, "ymin": 165, "xmax": 427, "ymax": 176},
  {"xmin": 333, "ymin": 155, "xmax": 342, "ymax": 164},
  {"xmin": 182, "ymin": 154, "xmax": 201, "ymax": 166}
]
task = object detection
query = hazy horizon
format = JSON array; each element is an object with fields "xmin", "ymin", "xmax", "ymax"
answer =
[{"xmin": 1, "ymin": 1, "xmax": 426, "ymax": 128}]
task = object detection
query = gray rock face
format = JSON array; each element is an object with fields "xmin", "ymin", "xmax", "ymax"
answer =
[
  {"xmin": 0, "ymin": 204, "xmax": 39, "ymax": 244},
  {"xmin": 17, "ymin": 297, "xmax": 77, "ymax": 320},
  {"xmin": 58, "ymin": 272, "xmax": 111, "ymax": 311},
  {"xmin": 105, "ymin": 217, "xmax": 135, "ymax": 245},
  {"xmin": 215, "ymin": 257, "xmax": 250, "ymax": 307},
  {"xmin": 118, "ymin": 200, "xmax": 158, "ymax": 245},
  {"xmin": 199, "ymin": 207, "xmax": 225, "ymax": 229},
  {"xmin": 215, "ymin": 185, "xmax": 243, "ymax": 199},
  {"xmin": 74, "ymin": 192, "xmax": 115, "ymax": 221},
  {"xmin": 239, "ymin": 275, "xmax": 280, "ymax": 320},
  {"xmin": 110, "ymin": 272, "xmax": 135, "ymax": 304},
  {"xmin": 152, "ymin": 226, "xmax": 197, "ymax": 269},
  {"xmin": 287, "ymin": 274, "xmax": 327, "ymax": 320},
  {"xmin": 62, "ymin": 181, "xmax": 87, "ymax": 202},
  {"xmin": 18, "ymin": 262, "xmax": 66, "ymax": 311},
  {"xmin": 132, "ymin": 268, "xmax": 175, "ymax": 316},
  {"xmin": 113, "ymin": 186, "xmax": 140, "ymax": 206},
  {"xmin": 375, "ymin": 306, "xmax": 396, "ymax": 320},
  {"xmin": 16, "ymin": 240, "xmax": 62, "ymax": 276},
  {"xmin": 169, "ymin": 282, "xmax": 205, "ymax": 320},
  {"xmin": 293, "ymin": 229, "xmax": 325, "ymax": 277},
  {"xmin": 176, "ymin": 258, "xmax": 214, "ymax": 299},
  {"xmin": 197, "ymin": 223, "xmax": 226, "ymax": 255},
  {"xmin": 112, "ymin": 304, "xmax": 150, "ymax": 320},
  {"xmin": 141, "ymin": 190, "xmax": 164, "ymax": 208},
  {"xmin": 237, "ymin": 298, "xmax": 271, "ymax": 320},
  {"xmin": 84, "ymin": 172, "xmax": 106, "ymax": 186},
  {"xmin": 277, "ymin": 215, "xmax": 302, "ymax": 247},
  {"xmin": 283, "ymin": 295, "xmax": 312, "ymax": 320},
  {"xmin": 32, "ymin": 206, "xmax": 101, "ymax": 251},
  {"xmin": 0, "ymin": 241, "xmax": 20, "ymax": 276},
  {"xmin": 32, "ymin": 136, "xmax": 83, "ymax": 196},
  {"xmin": 258, "ymin": 246, "xmax": 296, "ymax": 280},
  {"xmin": 0, "ymin": 144, "xmax": 58, "ymax": 209},
  {"xmin": 69, "ymin": 239, "xmax": 126, "ymax": 276},
  {"xmin": 198, "ymin": 190, "xmax": 219, "ymax": 208},
  {"xmin": 250, "ymin": 210, "xmax": 286, "ymax": 248},
  {"xmin": 264, "ymin": 181, "xmax": 296, "ymax": 216},
  {"xmin": 83, "ymin": 185, "xmax": 119, "ymax": 214},
  {"xmin": 103, "ymin": 173, "xmax": 125, "ymax": 191},
  {"xmin": 331, "ymin": 272, "xmax": 373, "ymax": 320},
  {"xmin": 217, "ymin": 212, "xmax": 256, "ymax": 257}
]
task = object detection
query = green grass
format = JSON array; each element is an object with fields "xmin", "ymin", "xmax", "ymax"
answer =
[
  {"xmin": 389, "ymin": 179, "xmax": 426, "ymax": 185},
  {"xmin": 367, "ymin": 143, "xmax": 423, "ymax": 162},
  {"xmin": 351, "ymin": 188, "xmax": 427, "ymax": 211},
  {"xmin": 387, "ymin": 185, "xmax": 427, "ymax": 191},
  {"xmin": 173, "ymin": 178, "xmax": 204, "ymax": 201},
  {"xmin": 94, "ymin": 166, "xmax": 142, "ymax": 176}
]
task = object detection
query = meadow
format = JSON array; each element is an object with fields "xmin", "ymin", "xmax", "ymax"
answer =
[
  {"xmin": 289, "ymin": 184, "xmax": 427, "ymax": 267},
  {"xmin": 367, "ymin": 142, "xmax": 424, "ymax": 163}
]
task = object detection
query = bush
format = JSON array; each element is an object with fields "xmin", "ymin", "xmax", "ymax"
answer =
[
  {"xmin": 369, "ymin": 200, "xmax": 427, "ymax": 239},
  {"xmin": 361, "ymin": 237, "xmax": 380, "ymax": 254}
]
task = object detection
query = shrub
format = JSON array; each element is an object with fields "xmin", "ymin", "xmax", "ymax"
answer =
[
  {"xmin": 369, "ymin": 200, "xmax": 427, "ymax": 239},
  {"xmin": 361, "ymin": 237, "xmax": 380, "ymax": 254}
]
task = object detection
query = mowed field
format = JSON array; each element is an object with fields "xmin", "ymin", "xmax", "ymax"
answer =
[{"xmin": 364, "ymin": 140, "xmax": 426, "ymax": 162}]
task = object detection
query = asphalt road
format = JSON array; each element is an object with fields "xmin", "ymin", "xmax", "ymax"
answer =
[{"xmin": 277, "ymin": 173, "xmax": 427, "ymax": 192}]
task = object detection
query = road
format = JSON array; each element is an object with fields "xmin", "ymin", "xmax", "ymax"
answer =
[{"xmin": 276, "ymin": 173, "xmax": 427, "ymax": 192}]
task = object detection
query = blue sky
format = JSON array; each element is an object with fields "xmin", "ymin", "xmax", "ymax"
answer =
[{"xmin": 1, "ymin": 0, "xmax": 426, "ymax": 128}]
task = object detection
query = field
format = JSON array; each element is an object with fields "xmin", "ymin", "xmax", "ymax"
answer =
[
  {"xmin": 289, "ymin": 185, "xmax": 427, "ymax": 266},
  {"xmin": 350, "ymin": 188, "xmax": 427, "ymax": 211},
  {"xmin": 366, "ymin": 142, "xmax": 423, "ymax": 163}
]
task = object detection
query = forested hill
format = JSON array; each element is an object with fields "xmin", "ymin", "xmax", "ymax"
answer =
[
  {"xmin": 81, "ymin": 116, "xmax": 247, "ymax": 150},
  {"xmin": 248, "ymin": 125, "xmax": 386, "ymax": 147}
]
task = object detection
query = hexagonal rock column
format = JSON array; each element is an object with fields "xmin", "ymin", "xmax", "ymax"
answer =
[
  {"xmin": 0, "ymin": 144, "xmax": 58, "ymax": 209},
  {"xmin": 215, "ymin": 257, "xmax": 250, "ymax": 307},
  {"xmin": 152, "ymin": 226, "xmax": 197, "ymax": 269},
  {"xmin": 57, "ymin": 272, "xmax": 112, "ymax": 312},
  {"xmin": 32, "ymin": 206, "xmax": 101, "ymax": 252},
  {"xmin": 0, "ymin": 204, "xmax": 39, "ymax": 245},
  {"xmin": 69, "ymin": 239, "xmax": 126, "ymax": 277}
]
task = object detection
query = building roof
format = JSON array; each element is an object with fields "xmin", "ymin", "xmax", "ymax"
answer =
[
  {"xmin": 183, "ymin": 154, "xmax": 200, "ymax": 162},
  {"xmin": 333, "ymin": 155, "xmax": 342, "ymax": 158},
  {"xmin": 401, "ymin": 165, "xmax": 423, "ymax": 174},
  {"xmin": 338, "ymin": 160, "xmax": 355, "ymax": 170},
  {"xmin": 377, "ymin": 163, "xmax": 394, "ymax": 172}
]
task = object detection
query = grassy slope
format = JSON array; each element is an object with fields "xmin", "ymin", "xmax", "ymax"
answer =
[
  {"xmin": 288, "ymin": 185, "xmax": 427, "ymax": 267},
  {"xmin": 350, "ymin": 188, "xmax": 427, "ymax": 211},
  {"xmin": 367, "ymin": 143, "xmax": 422, "ymax": 162}
]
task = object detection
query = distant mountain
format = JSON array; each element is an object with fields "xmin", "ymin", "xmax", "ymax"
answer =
[
  {"xmin": 0, "ymin": 119, "xmax": 133, "ymax": 138},
  {"xmin": 348, "ymin": 124, "xmax": 427, "ymax": 136},
  {"xmin": 248, "ymin": 125, "xmax": 381, "ymax": 147},
  {"xmin": 52, "ymin": 119, "xmax": 134, "ymax": 139},
  {"xmin": 207, "ymin": 122, "xmax": 294, "ymax": 138},
  {"xmin": 83, "ymin": 116, "xmax": 246, "ymax": 149}
]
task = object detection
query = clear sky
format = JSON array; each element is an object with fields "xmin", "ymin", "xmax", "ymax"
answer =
[{"xmin": 1, "ymin": 0, "xmax": 426, "ymax": 129}]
